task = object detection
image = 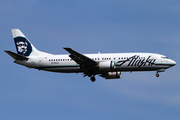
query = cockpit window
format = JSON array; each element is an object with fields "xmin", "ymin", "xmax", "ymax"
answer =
[{"xmin": 161, "ymin": 56, "xmax": 168, "ymax": 59}]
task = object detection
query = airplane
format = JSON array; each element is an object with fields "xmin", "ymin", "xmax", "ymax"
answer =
[{"xmin": 5, "ymin": 29, "xmax": 176, "ymax": 82}]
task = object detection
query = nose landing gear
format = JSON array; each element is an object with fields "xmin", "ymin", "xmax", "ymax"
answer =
[
  {"xmin": 156, "ymin": 73, "xmax": 159, "ymax": 77},
  {"xmin": 156, "ymin": 69, "xmax": 165, "ymax": 77}
]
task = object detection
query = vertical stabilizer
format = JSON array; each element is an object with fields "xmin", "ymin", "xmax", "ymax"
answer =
[{"xmin": 12, "ymin": 29, "xmax": 49, "ymax": 57}]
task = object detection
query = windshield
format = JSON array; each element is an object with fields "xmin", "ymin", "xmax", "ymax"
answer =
[{"xmin": 161, "ymin": 56, "xmax": 168, "ymax": 59}]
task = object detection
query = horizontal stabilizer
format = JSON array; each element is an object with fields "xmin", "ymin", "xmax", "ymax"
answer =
[{"xmin": 4, "ymin": 50, "xmax": 29, "ymax": 60}]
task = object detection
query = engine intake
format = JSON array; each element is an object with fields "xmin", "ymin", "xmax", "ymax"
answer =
[
  {"xmin": 101, "ymin": 71, "xmax": 121, "ymax": 79},
  {"xmin": 98, "ymin": 61, "xmax": 115, "ymax": 70}
]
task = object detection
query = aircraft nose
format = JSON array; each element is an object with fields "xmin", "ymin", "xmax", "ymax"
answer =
[{"xmin": 170, "ymin": 59, "xmax": 176, "ymax": 66}]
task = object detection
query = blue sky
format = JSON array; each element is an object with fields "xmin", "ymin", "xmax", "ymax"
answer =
[{"xmin": 1, "ymin": 0, "xmax": 180, "ymax": 119}]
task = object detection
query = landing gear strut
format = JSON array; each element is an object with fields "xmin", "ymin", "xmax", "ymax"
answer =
[{"xmin": 90, "ymin": 76, "xmax": 96, "ymax": 82}]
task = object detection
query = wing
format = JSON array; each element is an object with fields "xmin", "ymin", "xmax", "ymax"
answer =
[{"xmin": 63, "ymin": 47, "xmax": 97, "ymax": 65}]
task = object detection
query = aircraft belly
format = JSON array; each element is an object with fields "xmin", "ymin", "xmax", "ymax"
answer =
[
  {"xmin": 40, "ymin": 66, "xmax": 83, "ymax": 73},
  {"xmin": 114, "ymin": 65, "xmax": 167, "ymax": 71}
]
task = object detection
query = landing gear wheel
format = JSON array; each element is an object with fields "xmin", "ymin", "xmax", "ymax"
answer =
[
  {"xmin": 156, "ymin": 73, "xmax": 159, "ymax": 77},
  {"xmin": 90, "ymin": 76, "xmax": 96, "ymax": 82}
]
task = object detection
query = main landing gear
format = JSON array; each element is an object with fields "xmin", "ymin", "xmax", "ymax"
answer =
[
  {"xmin": 90, "ymin": 76, "xmax": 96, "ymax": 82},
  {"xmin": 83, "ymin": 72, "xmax": 96, "ymax": 82},
  {"xmin": 85, "ymin": 70, "xmax": 96, "ymax": 82}
]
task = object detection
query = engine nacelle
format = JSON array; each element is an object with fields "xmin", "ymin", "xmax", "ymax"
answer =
[
  {"xmin": 101, "ymin": 72, "xmax": 121, "ymax": 79},
  {"xmin": 98, "ymin": 61, "xmax": 115, "ymax": 70}
]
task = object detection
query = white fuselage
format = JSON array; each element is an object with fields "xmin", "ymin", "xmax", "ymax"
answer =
[{"xmin": 15, "ymin": 52, "xmax": 176, "ymax": 73}]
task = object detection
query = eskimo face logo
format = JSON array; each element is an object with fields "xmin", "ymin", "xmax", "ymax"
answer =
[
  {"xmin": 14, "ymin": 37, "xmax": 32, "ymax": 56},
  {"xmin": 16, "ymin": 41, "xmax": 28, "ymax": 54}
]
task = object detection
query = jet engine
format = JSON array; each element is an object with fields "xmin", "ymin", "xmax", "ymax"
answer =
[
  {"xmin": 98, "ymin": 61, "xmax": 115, "ymax": 70},
  {"xmin": 100, "ymin": 71, "xmax": 121, "ymax": 79}
]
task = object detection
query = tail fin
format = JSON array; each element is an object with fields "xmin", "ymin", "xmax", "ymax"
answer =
[
  {"xmin": 12, "ymin": 29, "xmax": 51, "ymax": 57},
  {"xmin": 12, "ymin": 29, "xmax": 39, "ymax": 57}
]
